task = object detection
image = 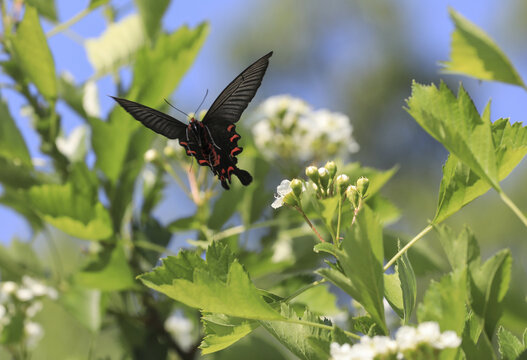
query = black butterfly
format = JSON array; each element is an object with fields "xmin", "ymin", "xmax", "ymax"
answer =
[{"xmin": 112, "ymin": 51, "xmax": 272, "ymax": 190}]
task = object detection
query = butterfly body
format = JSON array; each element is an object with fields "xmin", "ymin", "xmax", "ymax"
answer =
[{"xmin": 112, "ymin": 51, "xmax": 272, "ymax": 190}]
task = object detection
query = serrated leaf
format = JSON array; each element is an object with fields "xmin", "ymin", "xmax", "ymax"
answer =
[
  {"xmin": 434, "ymin": 118, "xmax": 527, "ymax": 223},
  {"xmin": 397, "ymin": 243, "xmax": 416, "ymax": 324},
  {"xmin": 138, "ymin": 242, "xmax": 283, "ymax": 320},
  {"xmin": 436, "ymin": 224, "xmax": 480, "ymax": 270},
  {"xmin": 12, "ymin": 5, "xmax": 57, "ymax": 101},
  {"xmin": 407, "ymin": 81, "xmax": 499, "ymax": 192},
  {"xmin": 200, "ymin": 314, "xmax": 260, "ymax": 354},
  {"xmin": 75, "ymin": 242, "xmax": 136, "ymax": 291},
  {"xmin": 441, "ymin": 8, "xmax": 525, "ymax": 87},
  {"xmin": 462, "ymin": 320, "xmax": 497, "ymax": 360},
  {"xmin": 469, "ymin": 249, "xmax": 512, "ymax": 339},
  {"xmin": 498, "ymin": 326, "xmax": 525, "ymax": 360},
  {"xmin": 135, "ymin": 0, "xmax": 170, "ymax": 41},
  {"xmin": 0, "ymin": 100, "xmax": 32, "ymax": 167},
  {"xmin": 383, "ymin": 273, "xmax": 403, "ymax": 319},
  {"xmin": 261, "ymin": 303, "xmax": 332, "ymax": 360},
  {"xmin": 318, "ymin": 206, "xmax": 387, "ymax": 333},
  {"xmin": 417, "ymin": 268, "xmax": 467, "ymax": 335}
]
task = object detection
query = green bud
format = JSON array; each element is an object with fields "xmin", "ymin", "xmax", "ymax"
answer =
[
  {"xmin": 305, "ymin": 166, "xmax": 319, "ymax": 183},
  {"xmin": 325, "ymin": 161, "xmax": 337, "ymax": 179},
  {"xmin": 283, "ymin": 191, "xmax": 299, "ymax": 207},
  {"xmin": 356, "ymin": 177, "xmax": 369, "ymax": 197},
  {"xmin": 163, "ymin": 145, "xmax": 176, "ymax": 157},
  {"xmin": 336, "ymin": 174, "xmax": 350, "ymax": 195},
  {"xmin": 318, "ymin": 167, "xmax": 330, "ymax": 191},
  {"xmin": 290, "ymin": 178, "xmax": 304, "ymax": 199},
  {"xmin": 345, "ymin": 185, "xmax": 359, "ymax": 209}
]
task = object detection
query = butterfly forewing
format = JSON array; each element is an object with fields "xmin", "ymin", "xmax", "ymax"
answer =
[
  {"xmin": 111, "ymin": 96, "xmax": 187, "ymax": 140},
  {"xmin": 202, "ymin": 51, "xmax": 272, "ymax": 126}
]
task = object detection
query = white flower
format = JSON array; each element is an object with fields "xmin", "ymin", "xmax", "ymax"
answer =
[
  {"xmin": 26, "ymin": 301, "xmax": 43, "ymax": 318},
  {"xmin": 24, "ymin": 321, "xmax": 44, "ymax": 349},
  {"xmin": 1, "ymin": 281, "xmax": 18, "ymax": 295},
  {"xmin": 16, "ymin": 288, "xmax": 34, "ymax": 302},
  {"xmin": 56, "ymin": 125, "xmax": 89, "ymax": 162},
  {"xmin": 0, "ymin": 304, "xmax": 6, "ymax": 319},
  {"xmin": 318, "ymin": 167, "xmax": 329, "ymax": 177},
  {"xmin": 436, "ymin": 330, "xmax": 461, "ymax": 349},
  {"xmin": 271, "ymin": 180, "xmax": 293, "ymax": 209},
  {"xmin": 144, "ymin": 149, "xmax": 159, "ymax": 163},
  {"xmin": 83, "ymin": 80, "xmax": 101, "ymax": 118},
  {"xmin": 330, "ymin": 342, "xmax": 353, "ymax": 360},
  {"xmin": 416, "ymin": 321, "xmax": 441, "ymax": 344},
  {"xmin": 165, "ymin": 313, "xmax": 194, "ymax": 351},
  {"xmin": 395, "ymin": 325, "xmax": 418, "ymax": 351}
]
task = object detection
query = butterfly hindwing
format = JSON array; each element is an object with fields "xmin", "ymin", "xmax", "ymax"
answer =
[
  {"xmin": 111, "ymin": 96, "xmax": 186, "ymax": 140},
  {"xmin": 202, "ymin": 51, "xmax": 272, "ymax": 126}
]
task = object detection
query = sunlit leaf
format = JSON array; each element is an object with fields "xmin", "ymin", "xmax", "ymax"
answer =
[
  {"xmin": 201, "ymin": 314, "xmax": 260, "ymax": 354},
  {"xmin": 397, "ymin": 243, "xmax": 416, "ymax": 324},
  {"xmin": 88, "ymin": 0, "xmax": 110, "ymax": 9},
  {"xmin": 417, "ymin": 268, "xmax": 467, "ymax": 335},
  {"xmin": 441, "ymin": 8, "xmax": 525, "ymax": 87},
  {"xmin": 0, "ymin": 100, "xmax": 31, "ymax": 167},
  {"xmin": 26, "ymin": 0, "xmax": 58, "ymax": 21},
  {"xmin": 138, "ymin": 242, "xmax": 283, "ymax": 320},
  {"xmin": 407, "ymin": 81, "xmax": 499, "ymax": 191},
  {"xmin": 435, "ymin": 224, "xmax": 480, "ymax": 270},
  {"xmin": 12, "ymin": 5, "xmax": 57, "ymax": 101}
]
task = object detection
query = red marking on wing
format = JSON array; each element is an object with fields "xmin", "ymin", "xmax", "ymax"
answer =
[
  {"xmin": 188, "ymin": 150, "xmax": 197, "ymax": 155},
  {"xmin": 227, "ymin": 124, "xmax": 235, "ymax": 132},
  {"xmin": 179, "ymin": 141, "xmax": 188, "ymax": 146},
  {"xmin": 227, "ymin": 166, "xmax": 235, "ymax": 175},
  {"xmin": 230, "ymin": 147, "xmax": 241, "ymax": 156},
  {"xmin": 199, "ymin": 159, "xmax": 209, "ymax": 165},
  {"xmin": 221, "ymin": 168, "xmax": 225, "ymax": 174},
  {"xmin": 229, "ymin": 134, "xmax": 240, "ymax": 142}
]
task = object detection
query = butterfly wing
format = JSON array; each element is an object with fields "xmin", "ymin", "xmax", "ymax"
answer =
[
  {"xmin": 111, "ymin": 96, "xmax": 187, "ymax": 140},
  {"xmin": 202, "ymin": 51, "xmax": 272, "ymax": 126}
]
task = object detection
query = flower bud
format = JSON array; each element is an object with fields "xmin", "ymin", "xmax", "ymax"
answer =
[
  {"xmin": 318, "ymin": 167, "xmax": 330, "ymax": 190},
  {"xmin": 356, "ymin": 176, "xmax": 369, "ymax": 197},
  {"xmin": 345, "ymin": 185, "xmax": 359, "ymax": 209},
  {"xmin": 290, "ymin": 178, "xmax": 304, "ymax": 199},
  {"xmin": 305, "ymin": 166, "xmax": 319, "ymax": 183},
  {"xmin": 163, "ymin": 145, "xmax": 176, "ymax": 157},
  {"xmin": 324, "ymin": 161, "xmax": 337, "ymax": 179},
  {"xmin": 336, "ymin": 174, "xmax": 350, "ymax": 195},
  {"xmin": 144, "ymin": 149, "xmax": 159, "ymax": 163}
]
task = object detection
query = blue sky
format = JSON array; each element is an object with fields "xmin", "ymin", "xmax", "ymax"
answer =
[{"xmin": 1, "ymin": 0, "xmax": 526, "ymax": 244}]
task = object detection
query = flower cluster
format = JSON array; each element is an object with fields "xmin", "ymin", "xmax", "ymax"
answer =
[
  {"xmin": 271, "ymin": 179, "xmax": 305, "ymax": 209},
  {"xmin": 0, "ymin": 276, "xmax": 59, "ymax": 349},
  {"xmin": 331, "ymin": 322, "xmax": 461, "ymax": 360},
  {"xmin": 251, "ymin": 95, "xmax": 359, "ymax": 165}
]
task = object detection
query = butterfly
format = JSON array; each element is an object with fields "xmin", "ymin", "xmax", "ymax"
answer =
[{"xmin": 112, "ymin": 51, "xmax": 273, "ymax": 190}]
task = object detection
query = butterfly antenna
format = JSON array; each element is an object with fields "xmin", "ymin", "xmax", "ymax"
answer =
[
  {"xmin": 164, "ymin": 99, "xmax": 191, "ymax": 119},
  {"xmin": 194, "ymin": 89, "xmax": 208, "ymax": 119}
]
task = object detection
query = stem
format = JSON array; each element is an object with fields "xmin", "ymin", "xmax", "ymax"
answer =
[
  {"xmin": 162, "ymin": 162, "xmax": 191, "ymax": 198},
  {"xmin": 46, "ymin": 8, "xmax": 91, "ymax": 38},
  {"xmin": 284, "ymin": 279, "xmax": 326, "ymax": 303},
  {"xmin": 498, "ymin": 189, "xmax": 527, "ymax": 229},
  {"xmin": 134, "ymin": 240, "xmax": 177, "ymax": 255},
  {"xmin": 213, "ymin": 219, "xmax": 287, "ymax": 241},
  {"xmin": 335, "ymin": 196, "xmax": 343, "ymax": 247},
  {"xmin": 293, "ymin": 205, "xmax": 326, "ymax": 243},
  {"xmin": 187, "ymin": 165, "xmax": 202, "ymax": 205},
  {"xmin": 282, "ymin": 318, "xmax": 360, "ymax": 340},
  {"xmin": 384, "ymin": 224, "xmax": 433, "ymax": 272}
]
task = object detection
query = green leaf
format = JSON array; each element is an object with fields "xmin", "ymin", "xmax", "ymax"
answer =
[
  {"xmin": 434, "ymin": 118, "xmax": 527, "ymax": 223},
  {"xmin": 60, "ymin": 286, "xmax": 103, "ymax": 332},
  {"xmin": 441, "ymin": 8, "xmax": 525, "ymax": 87},
  {"xmin": 417, "ymin": 268, "xmax": 467, "ymax": 335},
  {"xmin": 436, "ymin": 224, "xmax": 480, "ymax": 270},
  {"xmin": 208, "ymin": 185, "xmax": 244, "ymax": 230},
  {"xmin": 462, "ymin": 319, "xmax": 497, "ymax": 360},
  {"xmin": 12, "ymin": 5, "xmax": 57, "ymax": 101},
  {"xmin": 0, "ymin": 158, "xmax": 37, "ymax": 189},
  {"xmin": 75, "ymin": 243, "xmax": 136, "ymax": 291},
  {"xmin": 367, "ymin": 195, "xmax": 401, "ymax": 225},
  {"xmin": 318, "ymin": 206, "xmax": 387, "ymax": 333},
  {"xmin": 383, "ymin": 273, "xmax": 403, "ymax": 319},
  {"xmin": 89, "ymin": 0, "xmax": 110, "ymax": 9},
  {"xmin": 26, "ymin": 0, "xmax": 58, "ymax": 21},
  {"xmin": 23, "ymin": 165, "xmax": 113, "ymax": 240},
  {"xmin": 0, "ymin": 99, "xmax": 32, "ymax": 167},
  {"xmin": 290, "ymin": 284, "xmax": 340, "ymax": 316},
  {"xmin": 406, "ymin": 81, "xmax": 499, "ymax": 192},
  {"xmin": 261, "ymin": 303, "xmax": 332, "ymax": 360},
  {"xmin": 135, "ymin": 0, "xmax": 170, "ymax": 41},
  {"xmin": 469, "ymin": 249, "xmax": 512, "ymax": 339},
  {"xmin": 138, "ymin": 242, "xmax": 283, "ymax": 320},
  {"xmin": 201, "ymin": 314, "xmax": 260, "ymax": 354},
  {"xmin": 498, "ymin": 326, "xmax": 526, "ymax": 360}
]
